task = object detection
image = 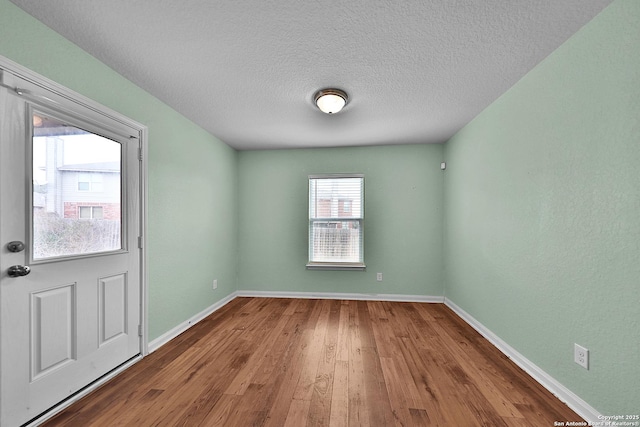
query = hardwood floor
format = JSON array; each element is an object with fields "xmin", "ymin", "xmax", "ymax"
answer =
[{"xmin": 42, "ymin": 298, "xmax": 583, "ymax": 426}]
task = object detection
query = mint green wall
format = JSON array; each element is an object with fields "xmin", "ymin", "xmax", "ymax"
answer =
[
  {"xmin": 238, "ymin": 145, "xmax": 444, "ymax": 296},
  {"xmin": 0, "ymin": 0, "xmax": 239, "ymax": 341},
  {"xmin": 444, "ymin": 0, "xmax": 639, "ymax": 415}
]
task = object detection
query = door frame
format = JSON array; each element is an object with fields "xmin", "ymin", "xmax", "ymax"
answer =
[{"xmin": 0, "ymin": 55, "xmax": 149, "ymax": 425}]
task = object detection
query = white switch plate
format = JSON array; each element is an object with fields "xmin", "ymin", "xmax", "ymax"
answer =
[
  {"xmin": 213, "ymin": 279, "xmax": 218, "ymax": 290},
  {"xmin": 376, "ymin": 273, "xmax": 383, "ymax": 282}
]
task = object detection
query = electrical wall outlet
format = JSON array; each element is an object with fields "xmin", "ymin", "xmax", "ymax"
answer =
[
  {"xmin": 213, "ymin": 279, "xmax": 218, "ymax": 290},
  {"xmin": 376, "ymin": 272, "xmax": 383, "ymax": 282},
  {"xmin": 574, "ymin": 343, "xmax": 589, "ymax": 369}
]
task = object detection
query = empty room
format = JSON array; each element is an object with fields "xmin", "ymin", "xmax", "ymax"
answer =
[{"xmin": 0, "ymin": 0, "xmax": 638, "ymax": 426}]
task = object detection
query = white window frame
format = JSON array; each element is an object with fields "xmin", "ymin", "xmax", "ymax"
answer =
[{"xmin": 307, "ymin": 174, "xmax": 365, "ymax": 271}]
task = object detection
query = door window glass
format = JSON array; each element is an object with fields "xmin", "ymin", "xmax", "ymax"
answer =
[{"xmin": 32, "ymin": 113, "xmax": 122, "ymax": 260}]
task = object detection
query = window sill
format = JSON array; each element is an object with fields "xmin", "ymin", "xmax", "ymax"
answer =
[{"xmin": 306, "ymin": 262, "xmax": 366, "ymax": 271}]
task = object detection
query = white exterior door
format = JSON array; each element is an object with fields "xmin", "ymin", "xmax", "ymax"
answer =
[{"xmin": 0, "ymin": 69, "xmax": 143, "ymax": 426}]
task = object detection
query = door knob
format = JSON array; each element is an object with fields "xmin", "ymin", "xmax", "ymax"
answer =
[
  {"xmin": 6, "ymin": 241, "xmax": 25, "ymax": 252},
  {"xmin": 8, "ymin": 265, "xmax": 31, "ymax": 278}
]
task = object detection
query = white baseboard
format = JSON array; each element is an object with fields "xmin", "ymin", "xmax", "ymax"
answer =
[
  {"xmin": 444, "ymin": 297, "xmax": 602, "ymax": 424},
  {"xmin": 236, "ymin": 289, "xmax": 445, "ymax": 303},
  {"xmin": 148, "ymin": 291, "xmax": 238, "ymax": 353}
]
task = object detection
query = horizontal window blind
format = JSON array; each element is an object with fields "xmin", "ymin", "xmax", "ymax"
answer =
[{"xmin": 308, "ymin": 175, "xmax": 364, "ymax": 266}]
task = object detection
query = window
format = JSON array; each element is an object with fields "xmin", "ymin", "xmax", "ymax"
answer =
[
  {"xmin": 341, "ymin": 200, "xmax": 352, "ymax": 213},
  {"xmin": 79, "ymin": 206, "xmax": 104, "ymax": 219},
  {"xmin": 78, "ymin": 173, "xmax": 103, "ymax": 192},
  {"xmin": 308, "ymin": 174, "xmax": 364, "ymax": 270}
]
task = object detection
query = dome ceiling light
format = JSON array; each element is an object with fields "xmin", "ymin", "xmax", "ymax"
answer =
[{"xmin": 314, "ymin": 88, "xmax": 348, "ymax": 114}]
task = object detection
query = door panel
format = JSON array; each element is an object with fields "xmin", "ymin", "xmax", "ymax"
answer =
[
  {"xmin": 0, "ymin": 70, "xmax": 142, "ymax": 426},
  {"xmin": 31, "ymin": 283, "xmax": 77, "ymax": 380},
  {"xmin": 99, "ymin": 273, "xmax": 128, "ymax": 345}
]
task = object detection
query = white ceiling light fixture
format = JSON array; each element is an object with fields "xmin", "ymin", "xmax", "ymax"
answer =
[{"xmin": 314, "ymin": 88, "xmax": 348, "ymax": 114}]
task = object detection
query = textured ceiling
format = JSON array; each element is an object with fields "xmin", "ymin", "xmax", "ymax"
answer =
[{"xmin": 11, "ymin": 0, "xmax": 613, "ymax": 150}]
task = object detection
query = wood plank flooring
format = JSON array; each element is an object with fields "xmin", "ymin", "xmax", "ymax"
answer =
[{"xmin": 42, "ymin": 298, "xmax": 584, "ymax": 426}]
